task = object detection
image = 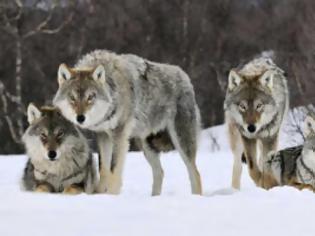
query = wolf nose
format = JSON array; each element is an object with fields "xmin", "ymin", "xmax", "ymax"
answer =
[
  {"xmin": 48, "ymin": 150, "xmax": 57, "ymax": 161},
  {"xmin": 247, "ymin": 124, "xmax": 256, "ymax": 133},
  {"xmin": 76, "ymin": 115, "xmax": 85, "ymax": 124}
]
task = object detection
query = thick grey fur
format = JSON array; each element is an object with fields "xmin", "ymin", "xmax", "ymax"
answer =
[
  {"xmin": 54, "ymin": 50, "xmax": 202, "ymax": 195},
  {"xmin": 22, "ymin": 108, "xmax": 97, "ymax": 193}
]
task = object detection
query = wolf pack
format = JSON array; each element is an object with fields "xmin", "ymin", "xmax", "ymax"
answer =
[{"xmin": 21, "ymin": 49, "xmax": 315, "ymax": 195}]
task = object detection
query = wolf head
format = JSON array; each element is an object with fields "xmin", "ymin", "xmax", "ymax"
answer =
[
  {"xmin": 53, "ymin": 64, "xmax": 112, "ymax": 129},
  {"xmin": 225, "ymin": 69, "xmax": 278, "ymax": 137},
  {"xmin": 23, "ymin": 104, "xmax": 80, "ymax": 161},
  {"xmin": 302, "ymin": 115, "xmax": 315, "ymax": 162}
]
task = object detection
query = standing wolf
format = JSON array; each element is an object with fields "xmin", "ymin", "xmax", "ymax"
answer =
[
  {"xmin": 224, "ymin": 52, "xmax": 289, "ymax": 189},
  {"xmin": 263, "ymin": 115, "xmax": 315, "ymax": 191},
  {"xmin": 53, "ymin": 50, "xmax": 202, "ymax": 195},
  {"xmin": 22, "ymin": 104, "xmax": 97, "ymax": 194}
]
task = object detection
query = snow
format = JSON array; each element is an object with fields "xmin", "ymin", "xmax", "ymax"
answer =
[{"xmin": 1, "ymin": 125, "xmax": 315, "ymax": 236}]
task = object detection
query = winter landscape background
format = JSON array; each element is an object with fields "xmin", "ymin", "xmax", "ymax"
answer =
[
  {"xmin": 1, "ymin": 0, "xmax": 315, "ymax": 153},
  {"xmin": 1, "ymin": 1, "xmax": 315, "ymax": 235}
]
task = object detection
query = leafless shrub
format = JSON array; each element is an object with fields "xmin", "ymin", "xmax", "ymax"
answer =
[{"xmin": 284, "ymin": 104, "xmax": 315, "ymax": 145}]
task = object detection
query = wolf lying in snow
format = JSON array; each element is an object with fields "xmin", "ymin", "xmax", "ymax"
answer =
[
  {"xmin": 263, "ymin": 115, "xmax": 315, "ymax": 191},
  {"xmin": 22, "ymin": 104, "xmax": 97, "ymax": 194}
]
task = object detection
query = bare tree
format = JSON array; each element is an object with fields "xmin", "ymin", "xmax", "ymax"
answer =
[{"xmin": 0, "ymin": 0, "xmax": 74, "ymax": 145}]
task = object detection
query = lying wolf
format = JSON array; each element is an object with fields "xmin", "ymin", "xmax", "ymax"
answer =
[
  {"xmin": 22, "ymin": 104, "xmax": 97, "ymax": 194},
  {"xmin": 263, "ymin": 115, "xmax": 315, "ymax": 191},
  {"xmin": 224, "ymin": 52, "xmax": 289, "ymax": 189},
  {"xmin": 53, "ymin": 50, "xmax": 202, "ymax": 195}
]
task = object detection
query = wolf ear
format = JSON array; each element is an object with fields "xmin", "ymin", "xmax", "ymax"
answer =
[
  {"xmin": 260, "ymin": 70, "xmax": 275, "ymax": 89},
  {"xmin": 58, "ymin": 63, "xmax": 72, "ymax": 86},
  {"xmin": 92, "ymin": 65, "xmax": 106, "ymax": 84},
  {"xmin": 303, "ymin": 115, "xmax": 315, "ymax": 137},
  {"xmin": 27, "ymin": 103, "xmax": 41, "ymax": 124},
  {"xmin": 228, "ymin": 70, "xmax": 242, "ymax": 91}
]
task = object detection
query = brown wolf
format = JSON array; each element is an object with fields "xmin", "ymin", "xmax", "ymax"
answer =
[{"xmin": 224, "ymin": 52, "xmax": 289, "ymax": 189}]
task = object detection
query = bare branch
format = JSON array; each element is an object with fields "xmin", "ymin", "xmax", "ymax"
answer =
[
  {"xmin": 0, "ymin": 81, "xmax": 23, "ymax": 144},
  {"xmin": 11, "ymin": 0, "xmax": 23, "ymax": 21},
  {"xmin": 22, "ymin": 2, "xmax": 73, "ymax": 38},
  {"xmin": 22, "ymin": 0, "xmax": 57, "ymax": 38},
  {"xmin": 1, "ymin": 87, "xmax": 20, "ymax": 104},
  {"xmin": 40, "ymin": 12, "xmax": 73, "ymax": 34},
  {"xmin": 0, "ymin": 10, "xmax": 18, "ymax": 37}
]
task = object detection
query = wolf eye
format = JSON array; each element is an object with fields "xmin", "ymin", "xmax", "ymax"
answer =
[
  {"xmin": 238, "ymin": 103, "xmax": 247, "ymax": 112},
  {"xmin": 87, "ymin": 93, "xmax": 96, "ymax": 103},
  {"xmin": 256, "ymin": 103, "xmax": 264, "ymax": 111},
  {"xmin": 40, "ymin": 133, "xmax": 47, "ymax": 142},
  {"xmin": 56, "ymin": 130, "xmax": 64, "ymax": 139},
  {"xmin": 69, "ymin": 95, "xmax": 76, "ymax": 103}
]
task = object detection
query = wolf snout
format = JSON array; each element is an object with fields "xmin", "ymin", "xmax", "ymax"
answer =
[
  {"xmin": 247, "ymin": 124, "xmax": 256, "ymax": 133},
  {"xmin": 48, "ymin": 150, "xmax": 57, "ymax": 161},
  {"xmin": 76, "ymin": 115, "xmax": 85, "ymax": 124}
]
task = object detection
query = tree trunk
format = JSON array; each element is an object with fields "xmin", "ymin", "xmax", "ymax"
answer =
[{"xmin": 15, "ymin": 39, "xmax": 24, "ymax": 139}]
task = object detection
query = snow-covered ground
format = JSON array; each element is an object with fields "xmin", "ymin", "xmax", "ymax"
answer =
[{"xmin": 1, "ymin": 125, "xmax": 315, "ymax": 236}]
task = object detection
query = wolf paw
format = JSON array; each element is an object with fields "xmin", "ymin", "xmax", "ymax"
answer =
[
  {"xmin": 63, "ymin": 185, "xmax": 83, "ymax": 195},
  {"xmin": 96, "ymin": 183, "xmax": 107, "ymax": 193},
  {"xmin": 106, "ymin": 175, "xmax": 122, "ymax": 195},
  {"xmin": 96, "ymin": 176, "xmax": 121, "ymax": 194},
  {"xmin": 35, "ymin": 184, "xmax": 51, "ymax": 193},
  {"xmin": 106, "ymin": 186, "xmax": 121, "ymax": 195}
]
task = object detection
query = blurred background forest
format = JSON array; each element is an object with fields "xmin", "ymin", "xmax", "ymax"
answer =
[{"xmin": 1, "ymin": 0, "xmax": 315, "ymax": 153}]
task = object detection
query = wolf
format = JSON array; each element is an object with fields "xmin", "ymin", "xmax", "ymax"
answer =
[
  {"xmin": 53, "ymin": 50, "xmax": 202, "ymax": 195},
  {"xmin": 224, "ymin": 52, "xmax": 289, "ymax": 189},
  {"xmin": 22, "ymin": 104, "xmax": 97, "ymax": 194},
  {"xmin": 263, "ymin": 115, "xmax": 315, "ymax": 191}
]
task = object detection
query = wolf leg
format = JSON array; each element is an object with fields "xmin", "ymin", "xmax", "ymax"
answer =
[
  {"xmin": 107, "ymin": 122, "xmax": 132, "ymax": 194},
  {"xmin": 84, "ymin": 157, "xmax": 97, "ymax": 194},
  {"xmin": 96, "ymin": 132, "xmax": 113, "ymax": 193},
  {"xmin": 259, "ymin": 135, "xmax": 278, "ymax": 167},
  {"xmin": 259, "ymin": 136, "xmax": 279, "ymax": 188},
  {"xmin": 168, "ymin": 101, "xmax": 202, "ymax": 195},
  {"xmin": 63, "ymin": 184, "xmax": 84, "ymax": 195},
  {"xmin": 228, "ymin": 122, "xmax": 244, "ymax": 189},
  {"xmin": 242, "ymin": 137, "xmax": 262, "ymax": 186},
  {"xmin": 142, "ymin": 140, "xmax": 164, "ymax": 196}
]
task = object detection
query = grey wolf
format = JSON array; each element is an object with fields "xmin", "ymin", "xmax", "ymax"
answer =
[
  {"xmin": 263, "ymin": 115, "xmax": 315, "ymax": 191},
  {"xmin": 224, "ymin": 52, "xmax": 289, "ymax": 189},
  {"xmin": 53, "ymin": 50, "xmax": 202, "ymax": 195},
  {"xmin": 22, "ymin": 104, "xmax": 97, "ymax": 194}
]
